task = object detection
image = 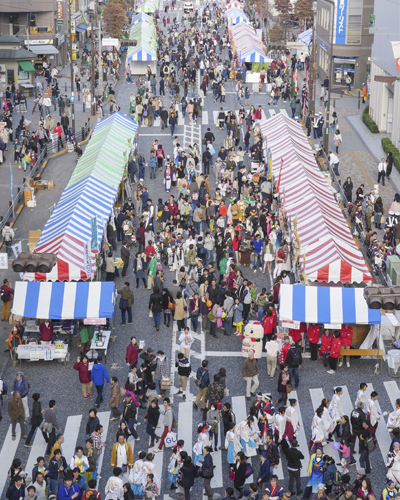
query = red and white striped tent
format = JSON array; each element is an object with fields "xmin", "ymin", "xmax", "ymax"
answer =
[
  {"xmin": 260, "ymin": 114, "xmax": 372, "ymax": 284},
  {"xmin": 226, "ymin": 1, "xmax": 244, "ymax": 9}
]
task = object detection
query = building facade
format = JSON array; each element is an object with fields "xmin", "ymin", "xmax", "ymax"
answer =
[
  {"xmin": 369, "ymin": 0, "xmax": 400, "ymax": 149},
  {"xmin": 315, "ymin": 0, "xmax": 374, "ymax": 89},
  {"xmin": 0, "ymin": 36, "xmax": 36, "ymax": 95}
]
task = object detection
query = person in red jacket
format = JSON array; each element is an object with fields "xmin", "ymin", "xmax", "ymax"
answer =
[
  {"xmin": 126, "ymin": 336, "xmax": 142, "ymax": 366},
  {"xmin": 306, "ymin": 324, "xmax": 321, "ymax": 360},
  {"xmin": 73, "ymin": 355, "xmax": 93, "ymax": 398},
  {"xmin": 328, "ymin": 332, "xmax": 342, "ymax": 374},
  {"xmin": 53, "ymin": 122, "xmax": 63, "ymax": 150},
  {"xmin": 269, "ymin": 303, "xmax": 277, "ymax": 332},
  {"xmin": 279, "ymin": 335, "xmax": 291, "ymax": 365},
  {"xmin": 39, "ymin": 320, "xmax": 53, "ymax": 342},
  {"xmin": 320, "ymin": 329, "xmax": 333, "ymax": 367},
  {"xmin": 339, "ymin": 324, "xmax": 353, "ymax": 368},
  {"xmin": 289, "ymin": 322, "xmax": 306, "ymax": 344},
  {"xmin": 262, "ymin": 310, "xmax": 274, "ymax": 349}
]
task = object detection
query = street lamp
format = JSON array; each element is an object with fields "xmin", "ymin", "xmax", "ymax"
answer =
[{"xmin": 323, "ymin": 0, "xmax": 335, "ymax": 156}]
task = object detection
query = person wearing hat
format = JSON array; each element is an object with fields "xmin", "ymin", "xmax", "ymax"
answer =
[
  {"xmin": 257, "ymin": 451, "xmax": 271, "ymax": 493},
  {"xmin": 313, "ymin": 484, "xmax": 327, "ymax": 500},
  {"xmin": 123, "ymin": 198, "xmax": 135, "ymax": 218},
  {"xmin": 352, "ymin": 468, "xmax": 366, "ymax": 491}
]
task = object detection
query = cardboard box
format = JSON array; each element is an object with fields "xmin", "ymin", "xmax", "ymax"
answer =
[
  {"xmin": 47, "ymin": 181, "xmax": 55, "ymax": 190},
  {"xmin": 35, "ymin": 180, "xmax": 47, "ymax": 191},
  {"xmin": 29, "ymin": 230, "xmax": 41, "ymax": 252},
  {"xmin": 27, "ymin": 200, "xmax": 36, "ymax": 208}
]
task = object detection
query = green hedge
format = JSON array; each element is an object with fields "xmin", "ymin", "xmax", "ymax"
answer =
[
  {"xmin": 362, "ymin": 105, "xmax": 379, "ymax": 133},
  {"xmin": 382, "ymin": 137, "xmax": 400, "ymax": 172}
]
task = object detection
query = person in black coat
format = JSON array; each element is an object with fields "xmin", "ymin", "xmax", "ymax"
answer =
[
  {"xmin": 25, "ymin": 393, "xmax": 48, "ymax": 447},
  {"xmin": 283, "ymin": 439, "xmax": 304, "ymax": 495},
  {"xmin": 148, "ymin": 286, "xmax": 163, "ymax": 331},
  {"xmin": 179, "ymin": 456, "xmax": 196, "ymax": 500},
  {"xmin": 121, "ymin": 241, "xmax": 130, "ymax": 278},
  {"xmin": 232, "ymin": 451, "xmax": 247, "ymax": 498},
  {"xmin": 257, "ymin": 451, "xmax": 271, "ymax": 493},
  {"xmin": 6, "ymin": 476, "xmax": 25, "ymax": 500},
  {"xmin": 144, "ymin": 399, "xmax": 160, "ymax": 448},
  {"xmin": 86, "ymin": 408, "xmax": 100, "ymax": 435},
  {"xmin": 201, "ymin": 446, "xmax": 214, "ymax": 500}
]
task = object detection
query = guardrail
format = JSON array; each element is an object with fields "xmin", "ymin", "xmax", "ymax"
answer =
[{"xmin": 0, "ymin": 119, "xmax": 91, "ymax": 234}]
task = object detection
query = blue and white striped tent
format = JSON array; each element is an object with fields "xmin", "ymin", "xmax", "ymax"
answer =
[
  {"xmin": 225, "ymin": 7, "xmax": 245, "ymax": 17},
  {"xmin": 127, "ymin": 48, "xmax": 157, "ymax": 61},
  {"xmin": 131, "ymin": 12, "xmax": 153, "ymax": 25},
  {"xmin": 12, "ymin": 281, "xmax": 116, "ymax": 320},
  {"xmin": 298, "ymin": 28, "xmax": 312, "ymax": 46},
  {"xmin": 240, "ymin": 48, "xmax": 269, "ymax": 63},
  {"xmin": 231, "ymin": 16, "xmax": 249, "ymax": 25},
  {"xmin": 279, "ymin": 284, "xmax": 381, "ymax": 325}
]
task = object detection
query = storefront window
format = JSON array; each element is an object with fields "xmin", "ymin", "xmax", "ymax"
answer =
[{"xmin": 18, "ymin": 70, "xmax": 29, "ymax": 80}]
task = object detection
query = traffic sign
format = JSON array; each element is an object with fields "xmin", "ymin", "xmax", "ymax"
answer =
[
  {"xmin": 107, "ymin": 45, "xmax": 113, "ymax": 51},
  {"xmin": 70, "ymin": 96, "xmax": 75, "ymax": 103}
]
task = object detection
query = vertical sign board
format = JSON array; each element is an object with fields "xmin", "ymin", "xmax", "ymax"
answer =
[
  {"xmin": 57, "ymin": 0, "xmax": 64, "ymax": 24},
  {"xmin": 90, "ymin": 217, "xmax": 98, "ymax": 251},
  {"xmin": 334, "ymin": 0, "xmax": 348, "ymax": 45},
  {"xmin": 83, "ymin": 240, "xmax": 93, "ymax": 279}
]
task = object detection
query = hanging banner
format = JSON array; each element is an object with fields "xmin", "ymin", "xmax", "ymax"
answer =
[
  {"xmin": 11, "ymin": 241, "xmax": 22, "ymax": 259},
  {"xmin": 391, "ymin": 41, "xmax": 400, "ymax": 72},
  {"xmin": 83, "ymin": 240, "xmax": 93, "ymax": 279},
  {"xmin": 334, "ymin": 0, "xmax": 348, "ymax": 45},
  {"xmin": 90, "ymin": 216, "xmax": 98, "ymax": 251},
  {"xmin": 57, "ymin": 0, "xmax": 64, "ymax": 24}
]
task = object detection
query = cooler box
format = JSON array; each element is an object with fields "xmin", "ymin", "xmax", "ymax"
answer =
[
  {"xmin": 387, "ymin": 255, "xmax": 400, "ymax": 282},
  {"xmin": 387, "ymin": 349, "xmax": 400, "ymax": 377},
  {"xmin": 393, "ymin": 267, "xmax": 400, "ymax": 286}
]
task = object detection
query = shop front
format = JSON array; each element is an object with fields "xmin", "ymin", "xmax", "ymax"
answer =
[
  {"xmin": 334, "ymin": 56, "xmax": 356, "ymax": 85},
  {"xmin": 26, "ymin": 42, "xmax": 59, "ymax": 72}
]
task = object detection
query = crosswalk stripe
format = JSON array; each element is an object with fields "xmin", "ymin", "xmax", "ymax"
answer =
[
  {"xmin": 150, "ymin": 435, "xmax": 163, "ymax": 491},
  {"xmin": 280, "ymin": 109, "xmax": 289, "ymax": 118},
  {"xmin": 178, "ymin": 401, "xmax": 193, "ymax": 454},
  {"xmin": 202, "ymin": 111, "xmax": 209, "ymax": 125},
  {"xmin": 178, "ymin": 115, "xmax": 185, "ymax": 126},
  {"xmin": 290, "ymin": 390, "xmax": 310, "ymax": 476},
  {"xmin": 26, "ymin": 427, "xmax": 47, "ymax": 479},
  {"xmin": 365, "ymin": 383, "xmax": 392, "ymax": 463},
  {"xmin": 231, "ymin": 396, "xmax": 254, "ymax": 483},
  {"xmin": 154, "ymin": 117, "xmax": 161, "ymax": 127},
  {"xmin": 384, "ymin": 380, "xmax": 399, "ymax": 407},
  {"xmin": 62, "ymin": 415, "xmax": 82, "ymax": 464},
  {"xmin": 309, "ymin": 388, "xmax": 341, "ymax": 464},
  {"xmin": 0, "ymin": 425, "xmax": 21, "ymax": 495},
  {"xmin": 96, "ymin": 412, "xmax": 111, "ymax": 487},
  {"xmin": 210, "ymin": 421, "xmax": 223, "ymax": 488},
  {"xmin": 268, "ymin": 109, "xmax": 276, "ymax": 118}
]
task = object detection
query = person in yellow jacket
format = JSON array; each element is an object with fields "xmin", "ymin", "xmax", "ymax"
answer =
[{"xmin": 110, "ymin": 434, "xmax": 134, "ymax": 471}]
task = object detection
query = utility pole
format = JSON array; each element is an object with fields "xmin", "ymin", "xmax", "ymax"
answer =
[
  {"xmin": 90, "ymin": 16, "xmax": 96, "ymax": 116},
  {"xmin": 68, "ymin": 0, "xmax": 76, "ymax": 133},
  {"xmin": 98, "ymin": 0, "xmax": 103, "ymax": 94},
  {"xmin": 323, "ymin": 0, "xmax": 335, "ymax": 155},
  {"xmin": 309, "ymin": 23, "xmax": 316, "ymax": 115}
]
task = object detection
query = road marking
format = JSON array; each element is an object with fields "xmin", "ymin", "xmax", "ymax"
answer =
[
  {"xmin": 202, "ymin": 110, "xmax": 209, "ymax": 125},
  {"xmin": 26, "ymin": 426, "xmax": 47, "ymax": 480},
  {"xmin": 365, "ymin": 383, "xmax": 392, "ymax": 464},
  {"xmin": 178, "ymin": 401, "xmax": 193, "ymax": 454},
  {"xmin": 268, "ymin": 109, "xmax": 277, "ymax": 118},
  {"xmin": 280, "ymin": 108, "xmax": 289, "ymax": 118},
  {"xmin": 0, "ymin": 425, "xmax": 21, "ymax": 495},
  {"xmin": 151, "ymin": 434, "xmax": 163, "ymax": 492},
  {"xmin": 210, "ymin": 421, "xmax": 223, "ymax": 488},
  {"xmin": 290, "ymin": 390, "xmax": 310, "ymax": 476},
  {"xmin": 309, "ymin": 388, "xmax": 341, "ymax": 463},
  {"xmin": 139, "ymin": 133, "xmax": 184, "ymax": 136},
  {"xmin": 63, "ymin": 415, "xmax": 82, "ymax": 463},
  {"xmin": 384, "ymin": 380, "xmax": 399, "ymax": 407},
  {"xmin": 96, "ymin": 411, "xmax": 111, "ymax": 488}
]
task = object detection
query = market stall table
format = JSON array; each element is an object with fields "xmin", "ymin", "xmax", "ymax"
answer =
[
  {"xmin": 87, "ymin": 330, "xmax": 111, "ymax": 364},
  {"xmin": 16, "ymin": 342, "xmax": 69, "ymax": 365}
]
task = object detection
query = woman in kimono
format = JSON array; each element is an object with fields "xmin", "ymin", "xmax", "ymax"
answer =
[
  {"xmin": 257, "ymin": 394, "xmax": 275, "ymax": 447},
  {"xmin": 167, "ymin": 440, "xmax": 184, "ymax": 490},
  {"xmin": 309, "ymin": 407, "xmax": 325, "ymax": 451},
  {"xmin": 303, "ymin": 447, "xmax": 326, "ymax": 498},
  {"xmin": 193, "ymin": 423, "xmax": 210, "ymax": 466},
  {"xmin": 320, "ymin": 398, "xmax": 335, "ymax": 442},
  {"xmin": 129, "ymin": 451, "xmax": 146, "ymax": 497},
  {"xmin": 355, "ymin": 383, "xmax": 368, "ymax": 413},
  {"xmin": 164, "ymin": 163, "xmax": 173, "ymax": 192},
  {"xmin": 284, "ymin": 398, "xmax": 300, "ymax": 442},
  {"xmin": 328, "ymin": 388, "xmax": 344, "ymax": 438},
  {"xmin": 273, "ymin": 407, "xmax": 287, "ymax": 445},
  {"xmin": 387, "ymin": 399, "xmax": 400, "ymax": 433},
  {"xmin": 225, "ymin": 422, "xmax": 243, "ymax": 466},
  {"xmin": 236, "ymin": 416, "xmax": 256, "ymax": 454},
  {"xmin": 141, "ymin": 453, "xmax": 160, "ymax": 492}
]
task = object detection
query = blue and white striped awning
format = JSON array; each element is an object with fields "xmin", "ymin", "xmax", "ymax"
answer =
[
  {"xmin": 131, "ymin": 12, "xmax": 153, "ymax": 24},
  {"xmin": 231, "ymin": 16, "xmax": 248, "ymax": 24},
  {"xmin": 12, "ymin": 281, "xmax": 116, "ymax": 320},
  {"xmin": 298, "ymin": 28, "xmax": 312, "ymax": 46},
  {"xmin": 279, "ymin": 285, "xmax": 381, "ymax": 325},
  {"xmin": 127, "ymin": 48, "xmax": 157, "ymax": 61},
  {"xmin": 240, "ymin": 49, "xmax": 268, "ymax": 63}
]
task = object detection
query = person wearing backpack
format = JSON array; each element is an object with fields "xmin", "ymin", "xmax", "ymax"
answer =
[
  {"xmin": 1, "ymin": 278, "xmax": 14, "ymax": 321},
  {"xmin": 285, "ymin": 342, "xmax": 302, "ymax": 389},
  {"xmin": 2, "ymin": 222, "xmax": 14, "ymax": 257}
]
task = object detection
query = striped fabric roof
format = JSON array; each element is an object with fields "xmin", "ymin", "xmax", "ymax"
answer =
[
  {"xmin": 127, "ymin": 17, "xmax": 157, "ymax": 60},
  {"xmin": 131, "ymin": 12, "xmax": 153, "ymax": 25},
  {"xmin": 32, "ymin": 113, "xmax": 138, "ymax": 278}
]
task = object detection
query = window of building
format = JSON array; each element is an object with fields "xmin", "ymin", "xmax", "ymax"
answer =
[
  {"xmin": 346, "ymin": 0, "xmax": 362, "ymax": 44},
  {"xmin": 28, "ymin": 13, "xmax": 36, "ymax": 26},
  {"xmin": 9, "ymin": 14, "xmax": 19, "ymax": 35},
  {"xmin": 7, "ymin": 69, "xmax": 14, "ymax": 85}
]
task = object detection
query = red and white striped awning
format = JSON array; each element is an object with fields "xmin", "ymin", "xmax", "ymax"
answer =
[{"xmin": 260, "ymin": 114, "xmax": 372, "ymax": 284}]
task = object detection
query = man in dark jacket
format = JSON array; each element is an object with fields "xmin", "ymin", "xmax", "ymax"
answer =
[
  {"xmin": 204, "ymin": 128, "xmax": 215, "ymax": 143},
  {"xmin": 48, "ymin": 449, "xmax": 68, "ymax": 495},
  {"xmin": 6, "ymin": 475, "xmax": 25, "ymax": 500},
  {"xmin": 107, "ymin": 222, "xmax": 117, "ymax": 251},
  {"xmin": 193, "ymin": 359, "xmax": 210, "ymax": 411},
  {"xmin": 116, "ymin": 209, "xmax": 127, "ymax": 242},
  {"xmin": 160, "ymin": 107, "xmax": 168, "ymax": 131},
  {"xmin": 120, "ymin": 242, "xmax": 130, "ymax": 278},
  {"xmin": 7, "ymin": 391, "xmax": 25, "ymax": 440},
  {"xmin": 257, "ymin": 451, "xmax": 271, "ymax": 493},
  {"xmin": 219, "ymin": 402, "xmax": 236, "ymax": 450},
  {"xmin": 122, "ymin": 393, "xmax": 139, "ymax": 439},
  {"xmin": 283, "ymin": 439, "xmax": 304, "ymax": 495},
  {"xmin": 285, "ymin": 342, "xmax": 302, "ymax": 388},
  {"xmin": 350, "ymin": 402, "xmax": 366, "ymax": 454},
  {"xmin": 265, "ymin": 434, "xmax": 280, "ymax": 470},
  {"xmin": 60, "ymin": 113, "xmax": 69, "ymax": 137}
]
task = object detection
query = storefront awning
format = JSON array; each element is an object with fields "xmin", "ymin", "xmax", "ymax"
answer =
[
  {"xmin": 76, "ymin": 23, "xmax": 89, "ymax": 33},
  {"xmin": 12, "ymin": 281, "xmax": 116, "ymax": 320},
  {"xmin": 279, "ymin": 285, "xmax": 381, "ymax": 325},
  {"xmin": 28, "ymin": 45, "xmax": 59, "ymax": 55},
  {"xmin": 19, "ymin": 61, "xmax": 36, "ymax": 72}
]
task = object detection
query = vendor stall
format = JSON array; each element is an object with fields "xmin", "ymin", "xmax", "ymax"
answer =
[{"xmin": 127, "ymin": 15, "xmax": 157, "ymax": 74}]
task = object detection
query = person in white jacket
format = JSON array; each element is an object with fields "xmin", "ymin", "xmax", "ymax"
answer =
[{"xmin": 366, "ymin": 391, "xmax": 381, "ymax": 434}]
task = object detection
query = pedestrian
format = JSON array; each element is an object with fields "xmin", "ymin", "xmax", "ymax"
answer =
[
  {"xmin": 2, "ymin": 223, "xmax": 14, "ymax": 258},
  {"xmin": 231, "ymin": 451, "xmax": 248, "ymax": 498},
  {"xmin": 175, "ymin": 352, "xmax": 191, "ymax": 401},
  {"xmin": 24, "ymin": 393, "xmax": 48, "ymax": 448},
  {"xmin": 334, "ymin": 129, "xmax": 342, "ymax": 153},
  {"xmin": 109, "ymin": 376, "xmax": 123, "ymax": 421},
  {"xmin": 120, "ymin": 241, "xmax": 130, "ymax": 278},
  {"xmin": 154, "ymin": 397, "xmax": 174, "ymax": 452},
  {"xmin": 276, "ymin": 364, "xmax": 291, "ymax": 406},
  {"xmin": 328, "ymin": 151, "xmax": 340, "ymax": 177},
  {"xmin": 178, "ymin": 456, "xmax": 196, "ymax": 500},
  {"xmin": 174, "ymin": 291, "xmax": 187, "ymax": 332},
  {"xmin": 377, "ymin": 158, "xmax": 386, "ymax": 186},
  {"xmin": 117, "ymin": 281, "xmax": 134, "ymax": 326},
  {"xmin": 12, "ymin": 371, "xmax": 29, "ymax": 419},
  {"xmin": 73, "ymin": 355, "xmax": 93, "ymax": 399},
  {"xmin": 343, "ymin": 177, "xmax": 353, "ymax": 203},
  {"xmin": 201, "ymin": 446, "xmax": 214, "ymax": 500},
  {"xmin": 90, "ymin": 359, "xmax": 110, "ymax": 408},
  {"xmin": 265, "ymin": 334, "xmax": 280, "ymax": 378},
  {"xmin": 7, "ymin": 391, "xmax": 26, "ymax": 441},
  {"xmin": 359, "ymin": 420, "xmax": 372, "ymax": 473},
  {"xmin": 149, "ymin": 286, "xmax": 163, "ymax": 331},
  {"xmin": 193, "ymin": 359, "xmax": 210, "ymax": 411},
  {"xmin": 144, "ymin": 399, "xmax": 160, "ymax": 448},
  {"xmin": 241, "ymin": 351, "xmax": 259, "ymax": 400}
]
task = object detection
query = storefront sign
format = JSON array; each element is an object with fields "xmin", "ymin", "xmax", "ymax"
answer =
[
  {"xmin": 334, "ymin": 0, "xmax": 348, "ymax": 45},
  {"xmin": 71, "ymin": 19, "xmax": 76, "ymax": 34},
  {"xmin": 24, "ymin": 39, "xmax": 54, "ymax": 45},
  {"xmin": 0, "ymin": 253, "xmax": 8, "ymax": 270},
  {"xmin": 320, "ymin": 41, "xmax": 328, "ymax": 52},
  {"xmin": 281, "ymin": 319, "xmax": 300, "ymax": 329},
  {"xmin": 84, "ymin": 318, "xmax": 107, "ymax": 325},
  {"xmin": 57, "ymin": 34, "xmax": 65, "ymax": 46},
  {"xmin": 391, "ymin": 41, "xmax": 400, "ymax": 72},
  {"xmin": 12, "ymin": 241, "xmax": 22, "ymax": 258},
  {"xmin": 30, "ymin": 351, "xmax": 40, "ymax": 361},
  {"xmin": 102, "ymin": 37, "xmax": 120, "ymax": 47},
  {"xmin": 83, "ymin": 240, "xmax": 93, "ymax": 279},
  {"xmin": 57, "ymin": 0, "xmax": 64, "ymax": 24}
]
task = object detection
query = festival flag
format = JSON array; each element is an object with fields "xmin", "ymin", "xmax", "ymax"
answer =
[
  {"xmin": 267, "ymin": 147, "xmax": 272, "ymax": 180},
  {"xmin": 276, "ymin": 158, "xmax": 284, "ymax": 192}
]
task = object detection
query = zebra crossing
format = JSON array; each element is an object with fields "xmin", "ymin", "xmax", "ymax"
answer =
[{"xmin": 1, "ymin": 381, "xmax": 398, "ymax": 497}]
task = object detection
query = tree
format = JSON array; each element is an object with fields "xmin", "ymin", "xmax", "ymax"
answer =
[
  {"xmin": 273, "ymin": 0, "xmax": 293, "ymax": 44},
  {"xmin": 294, "ymin": 0, "xmax": 314, "ymax": 30},
  {"xmin": 103, "ymin": 0, "xmax": 126, "ymax": 39},
  {"xmin": 268, "ymin": 24, "xmax": 285, "ymax": 45}
]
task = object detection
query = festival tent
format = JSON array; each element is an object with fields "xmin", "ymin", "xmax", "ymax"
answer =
[
  {"xmin": 12, "ymin": 282, "xmax": 116, "ymax": 320},
  {"xmin": 226, "ymin": 2, "xmax": 244, "ymax": 9},
  {"xmin": 229, "ymin": 16, "xmax": 249, "ymax": 25},
  {"xmin": 131, "ymin": 12, "xmax": 153, "ymax": 25},
  {"xmin": 240, "ymin": 48, "xmax": 268, "ymax": 62},
  {"xmin": 225, "ymin": 7, "xmax": 246, "ymax": 17},
  {"xmin": 23, "ymin": 113, "xmax": 139, "ymax": 282},
  {"xmin": 298, "ymin": 28, "xmax": 312, "ymax": 46},
  {"xmin": 260, "ymin": 113, "xmax": 372, "ymax": 284},
  {"xmin": 135, "ymin": 1, "xmax": 157, "ymax": 13},
  {"xmin": 279, "ymin": 285, "xmax": 381, "ymax": 325},
  {"xmin": 126, "ymin": 19, "xmax": 157, "ymax": 73}
]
